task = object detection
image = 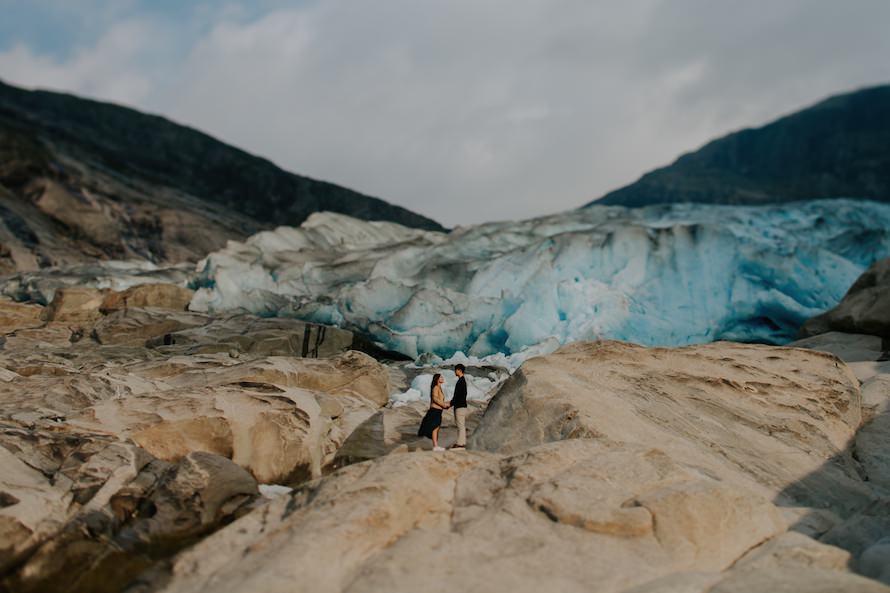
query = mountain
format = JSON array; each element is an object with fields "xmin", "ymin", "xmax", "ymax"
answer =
[
  {"xmin": 0, "ymin": 79, "xmax": 442, "ymax": 273},
  {"xmin": 586, "ymin": 84, "xmax": 890, "ymax": 208}
]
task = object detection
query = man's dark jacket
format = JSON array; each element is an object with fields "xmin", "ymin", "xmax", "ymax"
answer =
[{"xmin": 452, "ymin": 376, "xmax": 467, "ymax": 408}]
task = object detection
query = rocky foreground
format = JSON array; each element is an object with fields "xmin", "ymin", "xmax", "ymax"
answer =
[
  {"xmin": 0, "ymin": 282, "xmax": 422, "ymax": 592},
  {"xmin": 0, "ymin": 259, "xmax": 889, "ymax": 592},
  {"xmin": 154, "ymin": 339, "xmax": 890, "ymax": 593}
]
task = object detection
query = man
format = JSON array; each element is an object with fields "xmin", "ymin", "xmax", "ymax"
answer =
[{"xmin": 450, "ymin": 364, "xmax": 468, "ymax": 449}]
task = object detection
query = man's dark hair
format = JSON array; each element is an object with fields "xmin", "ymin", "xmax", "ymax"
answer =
[{"xmin": 455, "ymin": 364, "xmax": 466, "ymax": 372}]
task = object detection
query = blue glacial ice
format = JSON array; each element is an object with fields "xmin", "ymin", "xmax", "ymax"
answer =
[{"xmin": 190, "ymin": 200, "xmax": 890, "ymax": 359}]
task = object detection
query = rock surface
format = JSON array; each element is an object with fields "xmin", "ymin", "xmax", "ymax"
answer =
[
  {"xmin": 99, "ymin": 284, "xmax": 194, "ymax": 313},
  {"xmin": 92, "ymin": 307, "xmax": 210, "ymax": 345},
  {"xmin": 0, "ymin": 297, "xmax": 42, "ymax": 331},
  {"xmin": 145, "ymin": 313, "xmax": 357, "ymax": 358},
  {"xmin": 155, "ymin": 441, "xmax": 782, "ymax": 593},
  {"xmin": 42, "ymin": 286, "xmax": 106, "ymax": 323},
  {"xmin": 860, "ymin": 537, "xmax": 890, "ymax": 584},
  {"xmin": 65, "ymin": 351, "xmax": 389, "ymax": 483},
  {"xmin": 472, "ymin": 341, "xmax": 867, "ymax": 514},
  {"xmin": 792, "ymin": 333, "xmax": 890, "ymax": 494},
  {"xmin": 791, "ymin": 327, "xmax": 890, "ymax": 587},
  {"xmin": 802, "ymin": 256, "xmax": 890, "ymax": 339},
  {"xmin": 0, "ymin": 291, "xmax": 399, "ymax": 592},
  {"xmin": 4, "ymin": 279, "xmax": 890, "ymax": 591},
  {"xmin": 0, "ymin": 436, "xmax": 258, "ymax": 593},
  {"xmin": 0, "ymin": 309, "xmax": 391, "ymax": 484},
  {"xmin": 149, "ymin": 340, "xmax": 890, "ymax": 593}
]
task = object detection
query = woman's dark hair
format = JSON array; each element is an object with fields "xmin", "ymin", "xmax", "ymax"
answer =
[{"xmin": 430, "ymin": 373, "xmax": 442, "ymax": 394}]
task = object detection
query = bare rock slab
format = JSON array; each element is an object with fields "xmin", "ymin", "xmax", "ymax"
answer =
[
  {"xmin": 0, "ymin": 427, "xmax": 257, "ymax": 593},
  {"xmin": 99, "ymin": 283, "xmax": 194, "ymax": 313},
  {"xmin": 156, "ymin": 439, "xmax": 789, "ymax": 593},
  {"xmin": 471, "ymin": 340, "xmax": 866, "ymax": 514}
]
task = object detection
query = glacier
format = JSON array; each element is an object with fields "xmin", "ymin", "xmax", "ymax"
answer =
[{"xmin": 189, "ymin": 200, "xmax": 890, "ymax": 359}]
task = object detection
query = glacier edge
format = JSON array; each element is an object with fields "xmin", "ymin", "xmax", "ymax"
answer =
[{"xmin": 190, "ymin": 200, "xmax": 890, "ymax": 358}]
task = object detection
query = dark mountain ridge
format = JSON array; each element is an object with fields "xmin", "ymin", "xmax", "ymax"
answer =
[
  {"xmin": 586, "ymin": 83, "xmax": 890, "ymax": 208},
  {"xmin": 0, "ymin": 79, "xmax": 442, "ymax": 272}
]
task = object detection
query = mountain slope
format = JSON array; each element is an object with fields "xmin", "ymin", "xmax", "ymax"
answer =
[
  {"xmin": 0, "ymin": 80, "xmax": 442, "ymax": 272},
  {"xmin": 586, "ymin": 84, "xmax": 890, "ymax": 207}
]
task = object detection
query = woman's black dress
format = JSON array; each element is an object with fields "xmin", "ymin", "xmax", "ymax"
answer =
[{"xmin": 418, "ymin": 408, "xmax": 443, "ymax": 438}]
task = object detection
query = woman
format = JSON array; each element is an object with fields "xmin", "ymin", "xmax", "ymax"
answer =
[{"xmin": 418, "ymin": 373, "xmax": 450, "ymax": 451}]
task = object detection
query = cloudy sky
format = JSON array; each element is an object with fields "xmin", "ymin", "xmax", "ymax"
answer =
[{"xmin": 1, "ymin": 1, "xmax": 889, "ymax": 225}]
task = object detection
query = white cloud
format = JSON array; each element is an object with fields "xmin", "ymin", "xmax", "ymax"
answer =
[
  {"xmin": 0, "ymin": 20, "xmax": 161, "ymax": 105},
  {"xmin": 1, "ymin": 0, "xmax": 889, "ymax": 225}
]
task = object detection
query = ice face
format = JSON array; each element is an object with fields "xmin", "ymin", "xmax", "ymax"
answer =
[{"xmin": 190, "ymin": 203, "xmax": 890, "ymax": 358}]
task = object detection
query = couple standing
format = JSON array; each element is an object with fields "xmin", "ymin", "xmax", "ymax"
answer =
[{"xmin": 417, "ymin": 364, "xmax": 467, "ymax": 451}]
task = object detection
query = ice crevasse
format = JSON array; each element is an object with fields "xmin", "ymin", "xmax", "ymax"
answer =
[{"xmin": 190, "ymin": 200, "xmax": 890, "ymax": 359}]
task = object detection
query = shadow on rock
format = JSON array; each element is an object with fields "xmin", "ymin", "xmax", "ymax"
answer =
[{"xmin": 777, "ymin": 405, "xmax": 890, "ymax": 584}]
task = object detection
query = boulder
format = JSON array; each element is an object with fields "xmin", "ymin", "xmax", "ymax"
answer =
[
  {"xmin": 856, "ymin": 411, "xmax": 890, "ymax": 492},
  {"xmin": 0, "ymin": 299, "xmax": 402, "ymax": 590},
  {"xmin": 801, "ymin": 257, "xmax": 890, "ymax": 339},
  {"xmin": 470, "ymin": 340, "xmax": 867, "ymax": 515},
  {"xmin": 76, "ymin": 382, "xmax": 349, "ymax": 484},
  {"xmin": 707, "ymin": 568, "xmax": 890, "ymax": 593},
  {"xmin": 791, "ymin": 332, "xmax": 890, "ymax": 396},
  {"xmin": 157, "ymin": 440, "xmax": 788, "ymax": 593},
  {"xmin": 860, "ymin": 537, "xmax": 890, "ymax": 584},
  {"xmin": 779, "ymin": 506, "xmax": 843, "ymax": 539},
  {"xmin": 791, "ymin": 332, "xmax": 885, "ymax": 364},
  {"xmin": 863, "ymin": 376, "xmax": 890, "ymax": 415},
  {"xmin": 91, "ymin": 308, "xmax": 210, "ymax": 345},
  {"xmin": 41, "ymin": 287, "xmax": 106, "ymax": 323},
  {"xmin": 622, "ymin": 568, "xmax": 890, "ymax": 593},
  {"xmin": 99, "ymin": 283, "xmax": 194, "ymax": 313},
  {"xmin": 820, "ymin": 501, "xmax": 890, "ymax": 567},
  {"xmin": 0, "ymin": 298, "xmax": 43, "ymax": 332},
  {"xmin": 0, "ymin": 424, "xmax": 257, "ymax": 593},
  {"xmin": 138, "ymin": 351, "xmax": 392, "ymax": 406},
  {"xmin": 792, "ymin": 331, "xmax": 890, "ymax": 494},
  {"xmin": 0, "ymin": 345, "xmax": 390, "ymax": 484},
  {"xmin": 732, "ymin": 531, "xmax": 852, "ymax": 572},
  {"xmin": 34, "ymin": 179, "xmax": 123, "ymax": 251},
  {"xmin": 151, "ymin": 340, "xmax": 890, "ymax": 593}
]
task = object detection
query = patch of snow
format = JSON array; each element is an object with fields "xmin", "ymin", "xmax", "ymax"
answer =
[{"xmin": 258, "ymin": 484, "xmax": 293, "ymax": 498}]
